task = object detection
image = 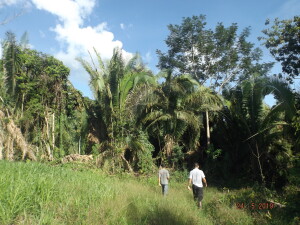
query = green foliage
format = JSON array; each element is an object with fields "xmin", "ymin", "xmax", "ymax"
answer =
[
  {"xmin": 0, "ymin": 22, "xmax": 298, "ymax": 225},
  {"xmin": 203, "ymin": 188, "xmax": 254, "ymax": 225},
  {"xmin": 134, "ymin": 72, "xmax": 221, "ymax": 164},
  {"xmin": 134, "ymin": 131, "xmax": 155, "ymax": 173},
  {"xmin": 0, "ymin": 161, "xmax": 256, "ymax": 225},
  {"xmin": 16, "ymin": 49, "xmax": 89, "ymax": 157},
  {"xmin": 212, "ymin": 76, "xmax": 296, "ymax": 188},
  {"xmin": 0, "ymin": 63, "xmax": 5, "ymax": 100},
  {"xmin": 170, "ymin": 169, "xmax": 189, "ymax": 183},
  {"xmin": 78, "ymin": 48, "xmax": 157, "ymax": 170},
  {"xmin": 169, "ymin": 144, "xmax": 184, "ymax": 168},
  {"xmin": 292, "ymin": 109, "xmax": 300, "ymax": 150},
  {"xmin": 283, "ymin": 185, "xmax": 300, "ymax": 221},
  {"xmin": 156, "ymin": 14, "xmax": 275, "ymax": 173},
  {"xmin": 226, "ymin": 185, "xmax": 300, "ymax": 225},
  {"xmin": 91, "ymin": 143, "xmax": 101, "ymax": 155},
  {"xmin": 260, "ymin": 16, "xmax": 300, "ymax": 83},
  {"xmin": 78, "ymin": 48, "xmax": 154, "ymax": 139},
  {"xmin": 1, "ymin": 32, "xmax": 90, "ymax": 160},
  {"xmin": 206, "ymin": 144, "xmax": 222, "ymax": 160},
  {"xmin": 2, "ymin": 31, "xmax": 21, "ymax": 99},
  {"xmin": 157, "ymin": 15, "xmax": 272, "ymax": 91}
]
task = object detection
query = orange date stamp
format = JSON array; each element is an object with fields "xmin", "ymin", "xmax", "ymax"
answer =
[{"xmin": 235, "ymin": 202, "xmax": 275, "ymax": 210}]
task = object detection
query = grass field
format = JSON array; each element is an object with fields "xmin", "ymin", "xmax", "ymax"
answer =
[{"xmin": 0, "ymin": 161, "xmax": 266, "ymax": 224}]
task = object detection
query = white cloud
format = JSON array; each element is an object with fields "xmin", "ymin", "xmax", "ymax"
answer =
[
  {"xmin": 120, "ymin": 23, "xmax": 125, "ymax": 30},
  {"xmin": 27, "ymin": 43, "xmax": 34, "ymax": 49},
  {"xmin": 1, "ymin": 0, "xmax": 132, "ymax": 98},
  {"xmin": 144, "ymin": 51, "xmax": 152, "ymax": 63},
  {"xmin": 52, "ymin": 22, "xmax": 124, "ymax": 59},
  {"xmin": 0, "ymin": 0, "xmax": 21, "ymax": 7},
  {"xmin": 31, "ymin": 0, "xmax": 94, "ymax": 26},
  {"xmin": 29, "ymin": 0, "xmax": 132, "ymax": 98},
  {"xmin": 0, "ymin": 0, "xmax": 31, "ymax": 9},
  {"xmin": 272, "ymin": 0, "xmax": 300, "ymax": 19},
  {"xmin": 39, "ymin": 30, "xmax": 46, "ymax": 38},
  {"xmin": 0, "ymin": 0, "xmax": 31, "ymax": 24},
  {"xmin": 120, "ymin": 23, "xmax": 133, "ymax": 31}
]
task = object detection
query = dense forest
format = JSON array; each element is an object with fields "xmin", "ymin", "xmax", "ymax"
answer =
[{"xmin": 0, "ymin": 15, "xmax": 299, "ymax": 223}]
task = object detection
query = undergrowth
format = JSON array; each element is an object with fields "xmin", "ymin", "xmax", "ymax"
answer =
[{"xmin": 0, "ymin": 161, "xmax": 294, "ymax": 224}]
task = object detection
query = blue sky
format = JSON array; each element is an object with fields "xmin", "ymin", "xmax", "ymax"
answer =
[{"xmin": 0, "ymin": 0, "xmax": 299, "ymax": 100}]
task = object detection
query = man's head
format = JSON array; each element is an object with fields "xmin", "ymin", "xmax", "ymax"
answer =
[
  {"xmin": 160, "ymin": 163, "xmax": 165, "ymax": 168},
  {"xmin": 194, "ymin": 162, "xmax": 200, "ymax": 168}
]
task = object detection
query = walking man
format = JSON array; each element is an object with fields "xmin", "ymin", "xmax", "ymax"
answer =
[
  {"xmin": 158, "ymin": 163, "xmax": 169, "ymax": 196},
  {"xmin": 188, "ymin": 163, "xmax": 207, "ymax": 208}
]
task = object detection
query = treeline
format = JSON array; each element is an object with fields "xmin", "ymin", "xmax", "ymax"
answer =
[
  {"xmin": 0, "ymin": 32, "xmax": 92, "ymax": 160},
  {"xmin": 0, "ymin": 15, "xmax": 299, "ymax": 190}
]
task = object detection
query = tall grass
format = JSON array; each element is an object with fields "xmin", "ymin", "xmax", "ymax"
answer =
[{"xmin": 0, "ymin": 161, "xmax": 253, "ymax": 224}]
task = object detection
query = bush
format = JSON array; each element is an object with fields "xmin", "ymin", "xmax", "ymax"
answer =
[
  {"xmin": 0, "ymin": 161, "xmax": 255, "ymax": 225},
  {"xmin": 134, "ymin": 131, "xmax": 155, "ymax": 173}
]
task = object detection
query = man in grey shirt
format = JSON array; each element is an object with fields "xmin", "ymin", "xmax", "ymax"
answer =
[{"xmin": 158, "ymin": 163, "xmax": 169, "ymax": 196}]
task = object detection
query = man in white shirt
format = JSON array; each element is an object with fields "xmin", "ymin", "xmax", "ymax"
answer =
[{"xmin": 188, "ymin": 163, "xmax": 207, "ymax": 208}]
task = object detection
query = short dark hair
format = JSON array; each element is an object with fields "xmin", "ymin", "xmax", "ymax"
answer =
[
  {"xmin": 160, "ymin": 163, "xmax": 165, "ymax": 168},
  {"xmin": 194, "ymin": 163, "xmax": 200, "ymax": 168}
]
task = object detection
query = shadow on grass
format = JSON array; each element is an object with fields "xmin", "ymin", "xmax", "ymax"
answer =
[{"xmin": 126, "ymin": 201, "xmax": 200, "ymax": 225}]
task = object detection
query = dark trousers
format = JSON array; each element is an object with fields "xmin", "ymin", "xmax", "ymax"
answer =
[
  {"xmin": 192, "ymin": 185, "xmax": 203, "ymax": 202},
  {"xmin": 161, "ymin": 184, "xmax": 168, "ymax": 195}
]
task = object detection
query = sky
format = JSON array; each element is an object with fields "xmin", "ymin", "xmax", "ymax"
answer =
[{"xmin": 0, "ymin": 0, "xmax": 299, "ymax": 101}]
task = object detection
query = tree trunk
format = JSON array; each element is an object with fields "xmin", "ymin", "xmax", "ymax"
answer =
[
  {"xmin": 157, "ymin": 125, "xmax": 162, "ymax": 153},
  {"xmin": 0, "ymin": 109, "xmax": 36, "ymax": 161},
  {"xmin": 52, "ymin": 113, "xmax": 55, "ymax": 156},
  {"xmin": 43, "ymin": 140, "xmax": 53, "ymax": 161},
  {"xmin": 21, "ymin": 93, "xmax": 25, "ymax": 117},
  {"xmin": 0, "ymin": 131, "xmax": 3, "ymax": 160},
  {"xmin": 0, "ymin": 110, "xmax": 6, "ymax": 160},
  {"xmin": 0, "ymin": 110, "xmax": 13, "ymax": 160},
  {"xmin": 6, "ymin": 137, "xmax": 14, "ymax": 160},
  {"xmin": 6, "ymin": 120, "xmax": 37, "ymax": 161},
  {"xmin": 255, "ymin": 142, "xmax": 265, "ymax": 185},
  {"xmin": 78, "ymin": 136, "xmax": 81, "ymax": 155},
  {"xmin": 59, "ymin": 113, "xmax": 63, "ymax": 156},
  {"xmin": 206, "ymin": 110, "xmax": 210, "ymax": 146},
  {"xmin": 121, "ymin": 155, "xmax": 133, "ymax": 172},
  {"xmin": 249, "ymin": 142, "xmax": 265, "ymax": 186},
  {"xmin": 163, "ymin": 134, "xmax": 174, "ymax": 157},
  {"xmin": 45, "ymin": 112, "xmax": 49, "ymax": 140}
]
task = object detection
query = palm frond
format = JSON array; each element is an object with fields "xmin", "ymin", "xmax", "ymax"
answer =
[
  {"xmin": 76, "ymin": 57, "xmax": 106, "ymax": 98},
  {"xmin": 184, "ymin": 85, "xmax": 223, "ymax": 112},
  {"xmin": 244, "ymin": 121, "xmax": 288, "ymax": 142},
  {"xmin": 93, "ymin": 47, "xmax": 106, "ymax": 72},
  {"xmin": 143, "ymin": 111, "xmax": 172, "ymax": 129},
  {"xmin": 175, "ymin": 110, "xmax": 200, "ymax": 131},
  {"xmin": 266, "ymin": 78, "xmax": 296, "ymax": 121}
]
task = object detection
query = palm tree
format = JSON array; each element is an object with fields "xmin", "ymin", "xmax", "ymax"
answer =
[
  {"xmin": 77, "ymin": 47, "xmax": 156, "ymax": 171},
  {"xmin": 216, "ymin": 75, "xmax": 296, "ymax": 186},
  {"xmin": 78, "ymin": 47, "xmax": 155, "ymax": 140},
  {"xmin": 133, "ymin": 71, "xmax": 222, "ymax": 164},
  {"xmin": 2, "ymin": 31, "xmax": 22, "ymax": 98}
]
